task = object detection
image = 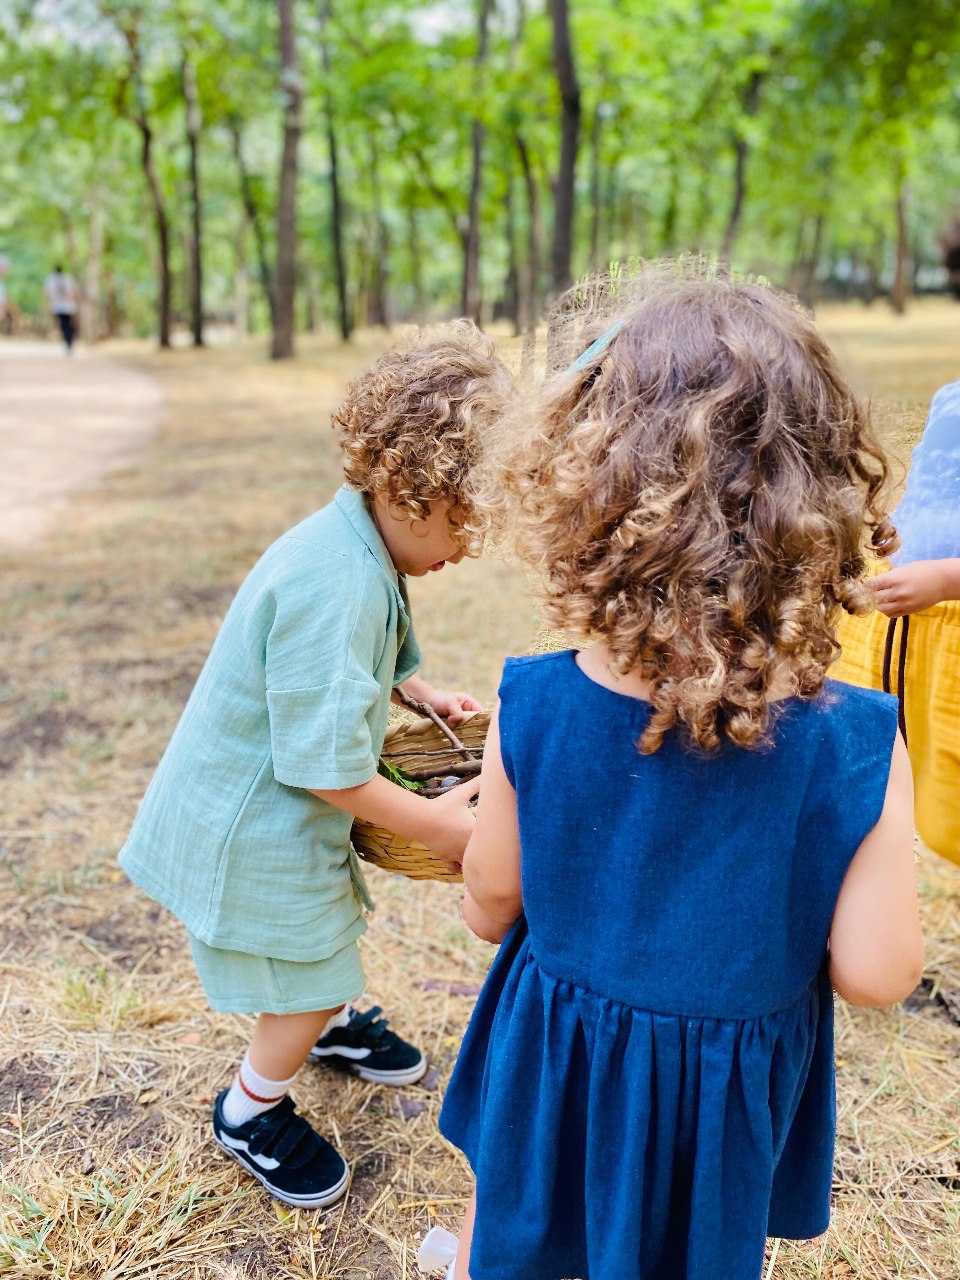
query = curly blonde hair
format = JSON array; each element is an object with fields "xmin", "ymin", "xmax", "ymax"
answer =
[
  {"xmin": 333, "ymin": 321, "xmax": 512, "ymax": 551},
  {"xmin": 494, "ymin": 259, "xmax": 897, "ymax": 753}
]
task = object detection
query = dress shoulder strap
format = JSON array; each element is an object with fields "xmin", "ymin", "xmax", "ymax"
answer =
[
  {"xmin": 496, "ymin": 652, "xmax": 574, "ymax": 789},
  {"xmin": 805, "ymin": 680, "xmax": 900, "ymax": 882}
]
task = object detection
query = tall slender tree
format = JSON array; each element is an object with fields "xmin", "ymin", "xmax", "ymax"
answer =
[
  {"xmin": 548, "ymin": 0, "xmax": 580, "ymax": 298},
  {"xmin": 272, "ymin": 0, "xmax": 302, "ymax": 360},
  {"xmin": 319, "ymin": 0, "xmax": 351, "ymax": 340},
  {"xmin": 113, "ymin": 15, "xmax": 173, "ymax": 348},
  {"xmin": 228, "ymin": 116, "xmax": 276, "ymax": 329},
  {"xmin": 462, "ymin": 0, "xmax": 494, "ymax": 323},
  {"xmin": 891, "ymin": 162, "xmax": 909, "ymax": 314},
  {"xmin": 720, "ymin": 69, "xmax": 765, "ymax": 263},
  {"xmin": 181, "ymin": 47, "xmax": 204, "ymax": 346}
]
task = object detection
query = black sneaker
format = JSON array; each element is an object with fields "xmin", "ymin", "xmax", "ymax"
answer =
[
  {"xmin": 309, "ymin": 1004, "xmax": 428, "ymax": 1085},
  {"xmin": 212, "ymin": 1091, "xmax": 349, "ymax": 1208}
]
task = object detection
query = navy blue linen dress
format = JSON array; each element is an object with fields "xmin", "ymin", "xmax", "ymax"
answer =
[{"xmin": 439, "ymin": 651, "xmax": 899, "ymax": 1280}]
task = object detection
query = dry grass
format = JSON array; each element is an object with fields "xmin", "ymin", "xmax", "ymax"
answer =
[{"xmin": 1, "ymin": 303, "xmax": 959, "ymax": 1279}]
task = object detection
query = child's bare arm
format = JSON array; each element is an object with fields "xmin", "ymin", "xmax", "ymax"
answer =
[
  {"xmin": 311, "ymin": 774, "xmax": 479, "ymax": 866},
  {"xmin": 873, "ymin": 558, "xmax": 960, "ymax": 616},
  {"xmin": 829, "ymin": 733, "xmax": 923, "ymax": 1006},
  {"xmin": 462, "ymin": 709, "xmax": 523, "ymax": 930},
  {"xmin": 461, "ymin": 892, "xmax": 513, "ymax": 944}
]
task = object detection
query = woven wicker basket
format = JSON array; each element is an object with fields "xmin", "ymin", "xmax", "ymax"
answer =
[{"xmin": 352, "ymin": 710, "xmax": 489, "ymax": 883}]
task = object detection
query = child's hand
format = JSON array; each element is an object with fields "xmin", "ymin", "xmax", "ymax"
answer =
[
  {"xmin": 421, "ymin": 685, "xmax": 484, "ymax": 727},
  {"xmin": 422, "ymin": 777, "xmax": 481, "ymax": 868},
  {"xmin": 872, "ymin": 561, "xmax": 951, "ymax": 617}
]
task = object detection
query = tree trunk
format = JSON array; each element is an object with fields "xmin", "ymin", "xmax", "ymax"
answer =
[
  {"xmin": 354, "ymin": 218, "xmax": 370, "ymax": 331},
  {"xmin": 233, "ymin": 213, "xmax": 249, "ymax": 341},
  {"xmin": 503, "ymin": 176, "xmax": 521, "ymax": 333},
  {"xmin": 182, "ymin": 50, "xmax": 204, "ymax": 347},
  {"xmin": 326, "ymin": 101, "xmax": 351, "ymax": 339},
  {"xmin": 367, "ymin": 135, "xmax": 390, "ymax": 328},
  {"xmin": 660, "ymin": 151, "xmax": 679, "ymax": 256},
  {"xmin": 462, "ymin": 118, "xmax": 485, "ymax": 322},
  {"xmin": 303, "ymin": 256, "xmax": 323, "ymax": 331},
  {"xmin": 319, "ymin": 0, "xmax": 351, "ymax": 340},
  {"xmin": 603, "ymin": 157, "xmax": 620, "ymax": 261},
  {"xmin": 891, "ymin": 174, "xmax": 909, "ymax": 315},
  {"xmin": 119, "ymin": 23, "xmax": 172, "ymax": 348},
  {"xmin": 229, "ymin": 117, "xmax": 276, "ymax": 329},
  {"xmin": 911, "ymin": 234, "xmax": 923, "ymax": 293},
  {"xmin": 406, "ymin": 201, "xmax": 426, "ymax": 319},
  {"xmin": 589, "ymin": 106, "xmax": 601, "ymax": 269},
  {"xmin": 801, "ymin": 213, "xmax": 825, "ymax": 301},
  {"xmin": 548, "ymin": 0, "xmax": 581, "ymax": 298},
  {"xmin": 865, "ymin": 229, "xmax": 884, "ymax": 306},
  {"xmin": 136, "ymin": 112, "xmax": 172, "ymax": 347},
  {"xmin": 103, "ymin": 261, "xmax": 121, "ymax": 337},
  {"xmin": 462, "ymin": 0, "xmax": 494, "ymax": 322},
  {"xmin": 786, "ymin": 217, "xmax": 807, "ymax": 295},
  {"xmin": 516, "ymin": 131, "xmax": 541, "ymax": 338},
  {"xmin": 81, "ymin": 191, "xmax": 104, "ymax": 343},
  {"xmin": 720, "ymin": 70, "xmax": 764, "ymax": 265},
  {"xmin": 272, "ymin": 0, "xmax": 302, "ymax": 360}
]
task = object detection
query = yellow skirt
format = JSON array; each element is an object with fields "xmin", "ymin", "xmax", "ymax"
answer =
[{"xmin": 833, "ymin": 585, "xmax": 960, "ymax": 866}]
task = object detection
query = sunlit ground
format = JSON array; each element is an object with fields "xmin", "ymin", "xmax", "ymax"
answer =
[{"xmin": 0, "ymin": 302, "xmax": 957, "ymax": 1278}]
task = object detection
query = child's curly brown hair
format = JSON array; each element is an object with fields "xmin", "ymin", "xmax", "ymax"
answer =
[
  {"xmin": 333, "ymin": 320, "xmax": 512, "ymax": 552},
  {"xmin": 493, "ymin": 259, "xmax": 898, "ymax": 753}
]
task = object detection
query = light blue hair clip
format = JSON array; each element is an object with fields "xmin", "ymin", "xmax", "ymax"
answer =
[{"xmin": 567, "ymin": 320, "xmax": 625, "ymax": 372}]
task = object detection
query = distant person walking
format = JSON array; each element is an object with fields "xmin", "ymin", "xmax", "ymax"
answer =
[{"xmin": 44, "ymin": 264, "xmax": 79, "ymax": 352}]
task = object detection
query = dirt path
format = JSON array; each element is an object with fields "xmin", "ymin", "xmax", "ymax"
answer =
[{"xmin": 0, "ymin": 340, "xmax": 163, "ymax": 549}]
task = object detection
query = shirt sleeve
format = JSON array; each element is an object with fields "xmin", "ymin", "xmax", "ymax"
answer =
[{"xmin": 264, "ymin": 549, "xmax": 388, "ymax": 790}]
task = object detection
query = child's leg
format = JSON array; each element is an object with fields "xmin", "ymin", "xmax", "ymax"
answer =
[
  {"xmin": 221, "ymin": 1006, "xmax": 342, "ymax": 1126},
  {"xmin": 214, "ymin": 1005, "xmax": 352, "ymax": 1209},
  {"xmin": 453, "ymin": 1189, "xmax": 477, "ymax": 1280},
  {"xmin": 250, "ymin": 1007, "xmax": 343, "ymax": 1078}
]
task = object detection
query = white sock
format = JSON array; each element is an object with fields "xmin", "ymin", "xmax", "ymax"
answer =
[
  {"xmin": 320, "ymin": 1004, "xmax": 354, "ymax": 1034},
  {"xmin": 221, "ymin": 1051, "xmax": 299, "ymax": 1128}
]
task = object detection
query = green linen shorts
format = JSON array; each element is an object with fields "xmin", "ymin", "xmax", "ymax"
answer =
[{"xmin": 187, "ymin": 932, "xmax": 366, "ymax": 1015}]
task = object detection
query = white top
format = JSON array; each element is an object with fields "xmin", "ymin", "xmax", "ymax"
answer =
[
  {"xmin": 44, "ymin": 272, "xmax": 79, "ymax": 315},
  {"xmin": 891, "ymin": 381, "xmax": 960, "ymax": 564}
]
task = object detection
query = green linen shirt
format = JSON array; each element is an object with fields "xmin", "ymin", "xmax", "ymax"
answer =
[{"xmin": 119, "ymin": 486, "xmax": 422, "ymax": 962}]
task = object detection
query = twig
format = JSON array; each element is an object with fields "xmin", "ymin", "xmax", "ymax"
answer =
[
  {"xmin": 404, "ymin": 761, "xmax": 481, "ymax": 782},
  {"xmin": 395, "ymin": 688, "xmax": 479, "ymax": 763}
]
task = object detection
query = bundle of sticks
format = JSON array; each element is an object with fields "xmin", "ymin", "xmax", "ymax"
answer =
[{"xmin": 395, "ymin": 688, "xmax": 483, "ymax": 798}]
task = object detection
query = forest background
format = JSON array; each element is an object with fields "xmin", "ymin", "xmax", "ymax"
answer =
[{"xmin": 3, "ymin": 0, "xmax": 960, "ymax": 357}]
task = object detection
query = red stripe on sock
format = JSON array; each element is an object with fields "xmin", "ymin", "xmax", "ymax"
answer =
[{"xmin": 238, "ymin": 1071, "xmax": 286, "ymax": 1105}]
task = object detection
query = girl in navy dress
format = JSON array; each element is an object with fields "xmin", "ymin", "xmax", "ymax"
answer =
[{"xmin": 428, "ymin": 264, "xmax": 924, "ymax": 1280}]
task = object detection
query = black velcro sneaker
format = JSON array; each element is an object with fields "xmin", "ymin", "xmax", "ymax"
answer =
[
  {"xmin": 309, "ymin": 1004, "xmax": 428, "ymax": 1085},
  {"xmin": 212, "ymin": 1091, "xmax": 348, "ymax": 1208}
]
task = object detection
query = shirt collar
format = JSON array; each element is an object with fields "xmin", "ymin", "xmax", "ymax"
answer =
[{"xmin": 334, "ymin": 485, "xmax": 399, "ymax": 583}]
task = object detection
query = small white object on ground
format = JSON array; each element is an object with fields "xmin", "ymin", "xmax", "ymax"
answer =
[{"xmin": 418, "ymin": 1225, "xmax": 459, "ymax": 1275}]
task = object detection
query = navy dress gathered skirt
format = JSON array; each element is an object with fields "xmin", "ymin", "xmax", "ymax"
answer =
[{"xmin": 439, "ymin": 651, "xmax": 899, "ymax": 1280}]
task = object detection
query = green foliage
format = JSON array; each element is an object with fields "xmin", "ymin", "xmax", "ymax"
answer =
[
  {"xmin": 377, "ymin": 757, "xmax": 423, "ymax": 791},
  {"xmin": 0, "ymin": 0, "xmax": 958, "ymax": 339}
]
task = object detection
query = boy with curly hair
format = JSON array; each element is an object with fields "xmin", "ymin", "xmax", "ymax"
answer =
[{"xmin": 120, "ymin": 322, "xmax": 511, "ymax": 1208}]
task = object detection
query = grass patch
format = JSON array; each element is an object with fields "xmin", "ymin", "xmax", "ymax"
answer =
[{"xmin": 0, "ymin": 309, "xmax": 957, "ymax": 1276}]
